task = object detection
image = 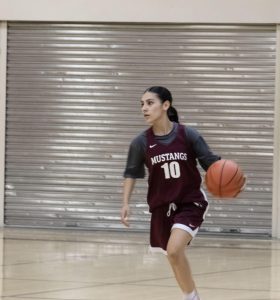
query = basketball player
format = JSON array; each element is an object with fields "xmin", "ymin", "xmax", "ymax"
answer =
[{"xmin": 121, "ymin": 86, "xmax": 220, "ymax": 300}]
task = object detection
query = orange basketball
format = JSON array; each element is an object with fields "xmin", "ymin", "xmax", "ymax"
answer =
[{"xmin": 205, "ymin": 159, "xmax": 246, "ymax": 198}]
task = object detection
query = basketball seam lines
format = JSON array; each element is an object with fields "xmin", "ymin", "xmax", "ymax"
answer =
[
  {"xmin": 223, "ymin": 164, "xmax": 240, "ymax": 187},
  {"xmin": 219, "ymin": 160, "xmax": 226, "ymax": 197}
]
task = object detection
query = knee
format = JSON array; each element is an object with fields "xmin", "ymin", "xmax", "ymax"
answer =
[{"xmin": 166, "ymin": 245, "xmax": 184, "ymax": 263}]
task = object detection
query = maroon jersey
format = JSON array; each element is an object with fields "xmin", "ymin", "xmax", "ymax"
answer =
[{"xmin": 145, "ymin": 124, "xmax": 206, "ymax": 212}]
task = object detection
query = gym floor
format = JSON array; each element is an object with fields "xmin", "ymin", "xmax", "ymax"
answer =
[{"xmin": 0, "ymin": 228, "xmax": 279, "ymax": 300}]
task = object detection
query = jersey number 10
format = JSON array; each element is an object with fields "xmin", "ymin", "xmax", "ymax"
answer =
[{"xmin": 161, "ymin": 161, "xmax": 181, "ymax": 179}]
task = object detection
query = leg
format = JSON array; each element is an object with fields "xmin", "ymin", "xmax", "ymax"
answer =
[{"xmin": 166, "ymin": 228, "xmax": 196, "ymax": 294}]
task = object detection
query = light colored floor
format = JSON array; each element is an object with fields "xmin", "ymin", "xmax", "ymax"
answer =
[{"xmin": 0, "ymin": 228, "xmax": 279, "ymax": 300}]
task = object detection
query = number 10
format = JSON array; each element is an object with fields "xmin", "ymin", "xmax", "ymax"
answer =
[{"xmin": 161, "ymin": 162, "xmax": 181, "ymax": 179}]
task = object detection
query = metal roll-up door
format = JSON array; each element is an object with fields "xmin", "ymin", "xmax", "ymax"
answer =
[{"xmin": 5, "ymin": 22, "xmax": 275, "ymax": 236}]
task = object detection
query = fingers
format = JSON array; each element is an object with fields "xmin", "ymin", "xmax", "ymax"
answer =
[
  {"xmin": 240, "ymin": 175, "xmax": 247, "ymax": 191},
  {"xmin": 121, "ymin": 217, "xmax": 130, "ymax": 227},
  {"xmin": 235, "ymin": 175, "xmax": 247, "ymax": 197},
  {"xmin": 121, "ymin": 205, "xmax": 130, "ymax": 227}
]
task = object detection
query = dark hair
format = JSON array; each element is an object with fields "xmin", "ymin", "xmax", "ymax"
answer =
[{"xmin": 144, "ymin": 86, "xmax": 179, "ymax": 123}]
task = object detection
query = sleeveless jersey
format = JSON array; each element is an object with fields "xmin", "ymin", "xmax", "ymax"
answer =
[{"xmin": 145, "ymin": 124, "xmax": 206, "ymax": 212}]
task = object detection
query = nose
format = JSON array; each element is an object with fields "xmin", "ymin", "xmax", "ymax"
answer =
[{"xmin": 142, "ymin": 103, "xmax": 148, "ymax": 113}]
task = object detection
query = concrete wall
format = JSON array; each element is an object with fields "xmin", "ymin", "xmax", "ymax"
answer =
[
  {"xmin": 0, "ymin": 0, "xmax": 280, "ymax": 23},
  {"xmin": 273, "ymin": 25, "xmax": 280, "ymax": 239},
  {"xmin": 0, "ymin": 22, "xmax": 7, "ymax": 228}
]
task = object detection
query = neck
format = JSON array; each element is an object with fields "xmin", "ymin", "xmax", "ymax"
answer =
[{"xmin": 152, "ymin": 119, "xmax": 173, "ymax": 136}]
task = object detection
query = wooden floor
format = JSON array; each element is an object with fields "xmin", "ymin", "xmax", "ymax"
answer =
[{"xmin": 0, "ymin": 228, "xmax": 280, "ymax": 300}]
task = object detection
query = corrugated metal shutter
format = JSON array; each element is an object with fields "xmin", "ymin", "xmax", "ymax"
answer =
[{"xmin": 5, "ymin": 22, "xmax": 276, "ymax": 236}]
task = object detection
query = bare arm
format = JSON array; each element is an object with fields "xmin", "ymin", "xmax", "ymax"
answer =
[{"xmin": 121, "ymin": 178, "xmax": 136, "ymax": 227}]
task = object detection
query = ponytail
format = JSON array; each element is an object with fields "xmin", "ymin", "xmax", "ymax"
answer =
[{"xmin": 167, "ymin": 106, "xmax": 179, "ymax": 123}]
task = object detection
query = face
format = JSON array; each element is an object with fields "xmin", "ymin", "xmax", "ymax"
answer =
[{"xmin": 140, "ymin": 92, "xmax": 170, "ymax": 125}]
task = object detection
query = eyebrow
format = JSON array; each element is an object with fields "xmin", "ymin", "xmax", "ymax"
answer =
[{"xmin": 141, "ymin": 98, "xmax": 154, "ymax": 102}]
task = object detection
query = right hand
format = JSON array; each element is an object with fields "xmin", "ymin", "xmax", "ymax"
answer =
[{"xmin": 121, "ymin": 204, "xmax": 130, "ymax": 227}]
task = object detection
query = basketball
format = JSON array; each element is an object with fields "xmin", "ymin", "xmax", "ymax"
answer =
[{"xmin": 205, "ymin": 159, "xmax": 246, "ymax": 198}]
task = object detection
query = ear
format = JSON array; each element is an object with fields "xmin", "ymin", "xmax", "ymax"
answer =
[{"xmin": 163, "ymin": 100, "xmax": 171, "ymax": 111}]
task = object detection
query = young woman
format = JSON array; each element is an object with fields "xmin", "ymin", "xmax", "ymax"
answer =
[{"xmin": 121, "ymin": 86, "xmax": 220, "ymax": 300}]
